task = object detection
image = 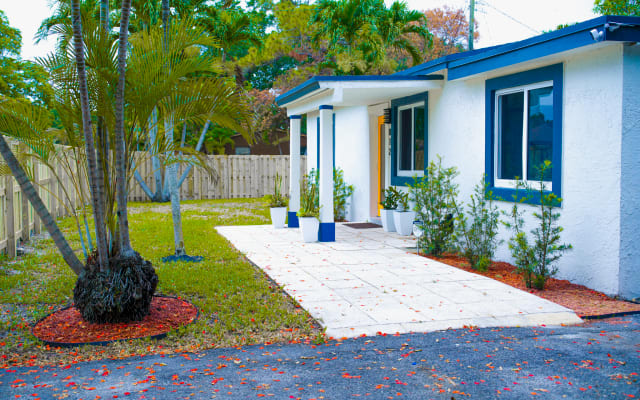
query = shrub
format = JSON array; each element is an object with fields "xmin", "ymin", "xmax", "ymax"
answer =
[
  {"xmin": 395, "ymin": 189, "xmax": 410, "ymax": 212},
  {"xmin": 380, "ymin": 186, "xmax": 399, "ymax": 210},
  {"xmin": 409, "ymin": 156, "xmax": 459, "ymax": 257},
  {"xmin": 73, "ymin": 252, "xmax": 158, "ymax": 323},
  {"xmin": 333, "ymin": 168, "xmax": 354, "ymax": 221},
  {"xmin": 297, "ymin": 174, "xmax": 319, "ymax": 218},
  {"xmin": 453, "ymin": 175, "xmax": 502, "ymax": 271},
  {"xmin": 502, "ymin": 161, "xmax": 572, "ymax": 289},
  {"xmin": 307, "ymin": 168, "xmax": 354, "ymax": 220},
  {"xmin": 267, "ymin": 173, "xmax": 288, "ymax": 208}
]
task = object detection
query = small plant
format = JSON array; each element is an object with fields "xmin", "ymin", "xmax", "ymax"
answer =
[
  {"xmin": 409, "ymin": 156, "xmax": 459, "ymax": 257},
  {"xmin": 395, "ymin": 190, "xmax": 410, "ymax": 211},
  {"xmin": 267, "ymin": 173, "xmax": 288, "ymax": 208},
  {"xmin": 502, "ymin": 161, "xmax": 572, "ymax": 289},
  {"xmin": 297, "ymin": 174, "xmax": 320, "ymax": 218},
  {"xmin": 380, "ymin": 187, "xmax": 399, "ymax": 210},
  {"xmin": 453, "ymin": 175, "xmax": 502, "ymax": 271}
]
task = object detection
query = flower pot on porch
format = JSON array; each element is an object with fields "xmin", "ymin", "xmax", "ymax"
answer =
[
  {"xmin": 269, "ymin": 207, "xmax": 287, "ymax": 229},
  {"xmin": 380, "ymin": 209, "xmax": 396, "ymax": 232},
  {"xmin": 393, "ymin": 210, "xmax": 416, "ymax": 236},
  {"xmin": 299, "ymin": 217, "xmax": 319, "ymax": 242}
]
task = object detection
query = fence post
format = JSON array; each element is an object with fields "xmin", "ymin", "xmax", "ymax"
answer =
[
  {"xmin": 5, "ymin": 176, "xmax": 16, "ymax": 258},
  {"xmin": 21, "ymin": 175, "xmax": 29, "ymax": 243}
]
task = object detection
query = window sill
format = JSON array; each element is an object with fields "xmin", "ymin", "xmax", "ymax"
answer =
[{"xmin": 490, "ymin": 186, "xmax": 562, "ymax": 207}]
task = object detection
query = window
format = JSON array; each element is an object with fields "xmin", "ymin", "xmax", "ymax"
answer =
[
  {"xmin": 485, "ymin": 64, "xmax": 563, "ymax": 203},
  {"xmin": 391, "ymin": 92, "xmax": 428, "ymax": 186},
  {"xmin": 235, "ymin": 147, "xmax": 250, "ymax": 155},
  {"xmin": 495, "ymin": 82, "xmax": 553, "ymax": 186},
  {"xmin": 397, "ymin": 103, "xmax": 425, "ymax": 175}
]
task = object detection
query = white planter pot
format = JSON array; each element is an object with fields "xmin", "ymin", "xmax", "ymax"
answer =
[
  {"xmin": 299, "ymin": 217, "xmax": 319, "ymax": 242},
  {"xmin": 269, "ymin": 207, "xmax": 287, "ymax": 229},
  {"xmin": 393, "ymin": 210, "xmax": 416, "ymax": 236},
  {"xmin": 380, "ymin": 209, "xmax": 396, "ymax": 232}
]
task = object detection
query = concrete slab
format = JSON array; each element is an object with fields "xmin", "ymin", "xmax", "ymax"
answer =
[{"xmin": 216, "ymin": 224, "xmax": 583, "ymax": 338}]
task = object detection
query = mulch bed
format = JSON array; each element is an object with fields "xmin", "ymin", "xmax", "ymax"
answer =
[
  {"xmin": 32, "ymin": 296, "xmax": 198, "ymax": 346},
  {"xmin": 422, "ymin": 253, "xmax": 640, "ymax": 319}
]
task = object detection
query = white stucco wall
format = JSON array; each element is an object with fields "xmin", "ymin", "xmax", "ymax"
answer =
[
  {"xmin": 424, "ymin": 44, "xmax": 625, "ymax": 296},
  {"xmin": 334, "ymin": 106, "xmax": 371, "ymax": 222},
  {"xmin": 619, "ymin": 44, "xmax": 640, "ymax": 300}
]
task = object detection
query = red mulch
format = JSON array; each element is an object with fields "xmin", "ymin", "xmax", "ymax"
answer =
[
  {"xmin": 423, "ymin": 253, "xmax": 640, "ymax": 318},
  {"xmin": 32, "ymin": 296, "xmax": 198, "ymax": 345}
]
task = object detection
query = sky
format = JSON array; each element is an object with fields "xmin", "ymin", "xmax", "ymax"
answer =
[{"xmin": 2, "ymin": 0, "xmax": 599, "ymax": 61}]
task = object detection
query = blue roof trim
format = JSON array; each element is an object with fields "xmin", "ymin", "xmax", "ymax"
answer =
[
  {"xmin": 275, "ymin": 75, "xmax": 444, "ymax": 106},
  {"xmin": 400, "ymin": 15, "xmax": 640, "ymax": 81}
]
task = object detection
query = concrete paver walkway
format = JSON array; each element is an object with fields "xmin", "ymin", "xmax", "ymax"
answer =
[{"xmin": 217, "ymin": 224, "xmax": 582, "ymax": 338}]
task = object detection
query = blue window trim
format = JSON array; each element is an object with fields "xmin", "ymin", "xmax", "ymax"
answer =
[
  {"xmin": 315, "ymin": 114, "xmax": 336, "ymax": 173},
  {"xmin": 485, "ymin": 63, "xmax": 563, "ymax": 205},
  {"xmin": 390, "ymin": 92, "xmax": 429, "ymax": 186}
]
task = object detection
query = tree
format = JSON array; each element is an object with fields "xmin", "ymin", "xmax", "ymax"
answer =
[
  {"xmin": 311, "ymin": 0, "xmax": 429, "ymax": 75},
  {"xmin": 0, "ymin": 11, "xmax": 53, "ymax": 107},
  {"xmin": 423, "ymin": 7, "xmax": 478, "ymax": 61},
  {"xmin": 594, "ymin": 0, "xmax": 640, "ymax": 15}
]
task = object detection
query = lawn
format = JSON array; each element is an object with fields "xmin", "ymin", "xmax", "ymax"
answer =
[{"xmin": 0, "ymin": 198, "xmax": 323, "ymax": 368}]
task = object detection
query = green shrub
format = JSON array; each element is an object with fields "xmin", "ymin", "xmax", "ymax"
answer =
[
  {"xmin": 502, "ymin": 161, "xmax": 572, "ymax": 289},
  {"xmin": 333, "ymin": 168, "xmax": 354, "ymax": 220},
  {"xmin": 307, "ymin": 168, "xmax": 354, "ymax": 220},
  {"xmin": 395, "ymin": 189, "xmax": 410, "ymax": 212},
  {"xmin": 453, "ymin": 175, "xmax": 502, "ymax": 271},
  {"xmin": 409, "ymin": 156, "xmax": 459, "ymax": 257}
]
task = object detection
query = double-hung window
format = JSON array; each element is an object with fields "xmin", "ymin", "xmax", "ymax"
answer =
[
  {"xmin": 397, "ymin": 103, "xmax": 425, "ymax": 176},
  {"xmin": 485, "ymin": 64, "xmax": 563, "ymax": 203}
]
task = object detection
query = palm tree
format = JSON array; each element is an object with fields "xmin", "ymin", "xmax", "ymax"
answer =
[{"xmin": 71, "ymin": 0, "xmax": 110, "ymax": 271}]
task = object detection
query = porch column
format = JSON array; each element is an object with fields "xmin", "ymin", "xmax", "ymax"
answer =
[
  {"xmin": 318, "ymin": 105, "xmax": 335, "ymax": 242},
  {"xmin": 288, "ymin": 115, "xmax": 301, "ymax": 228}
]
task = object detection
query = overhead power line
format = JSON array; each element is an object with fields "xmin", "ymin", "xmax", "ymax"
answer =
[{"xmin": 477, "ymin": 0, "xmax": 541, "ymax": 35}]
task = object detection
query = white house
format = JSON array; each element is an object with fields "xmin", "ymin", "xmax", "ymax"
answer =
[{"xmin": 276, "ymin": 16, "xmax": 640, "ymax": 300}]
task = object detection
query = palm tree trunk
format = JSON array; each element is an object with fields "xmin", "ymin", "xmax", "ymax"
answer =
[
  {"xmin": 71, "ymin": 0, "xmax": 109, "ymax": 270},
  {"xmin": 0, "ymin": 135, "xmax": 83, "ymax": 274},
  {"xmin": 114, "ymin": 0, "xmax": 134, "ymax": 256},
  {"xmin": 148, "ymin": 108, "xmax": 164, "ymax": 201},
  {"xmin": 100, "ymin": 0, "xmax": 109, "ymax": 32},
  {"xmin": 165, "ymin": 116, "xmax": 185, "ymax": 256}
]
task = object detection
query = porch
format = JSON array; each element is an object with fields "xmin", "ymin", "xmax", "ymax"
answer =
[{"xmin": 216, "ymin": 223, "xmax": 582, "ymax": 339}]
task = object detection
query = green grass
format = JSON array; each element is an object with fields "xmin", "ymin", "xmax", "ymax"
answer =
[{"xmin": 0, "ymin": 198, "xmax": 322, "ymax": 367}]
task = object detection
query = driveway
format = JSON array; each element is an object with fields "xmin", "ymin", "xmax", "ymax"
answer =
[
  {"xmin": 217, "ymin": 224, "xmax": 582, "ymax": 338},
  {"xmin": 2, "ymin": 315, "xmax": 638, "ymax": 399}
]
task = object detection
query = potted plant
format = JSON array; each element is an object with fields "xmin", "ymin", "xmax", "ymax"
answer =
[
  {"xmin": 380, "ymin": 187, "xmax": 399, "ymax": 232},
  {"xmin": 267, "ymin": 173, "xmax": 288, "ymax": 228},
  {"xmin": 297, "ymin": 175, "xmax": 320, "ymax": 242},
  {"xmin": 393, "ymin": 190, "xmax": 416, "ymax": 236}
]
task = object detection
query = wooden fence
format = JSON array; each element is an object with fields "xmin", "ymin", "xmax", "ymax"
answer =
[{"xmin": 0, "ymin": 154, "xmax": 305, "ymax": 258}]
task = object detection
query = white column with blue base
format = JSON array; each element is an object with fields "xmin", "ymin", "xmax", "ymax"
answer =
[
  {"xmin": 318, "ymin": 105, "xmax": 335, "ymax": 242},
  {"xmin": 288, "ymin": 115, "xmax": 301, "ymax": 228}
]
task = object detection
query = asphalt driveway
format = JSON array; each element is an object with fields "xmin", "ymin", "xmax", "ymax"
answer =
[{"xmin": 2, "ymin": 315, "xmax": 638, "ymax": 399}]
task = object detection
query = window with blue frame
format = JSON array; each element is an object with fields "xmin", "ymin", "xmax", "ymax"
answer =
[
  {"xmin": 391, "ymin": 92, "xmax": 428, "ymax": 186},
  {"xmin": 485, "ymin": 64, "xmax": 563, "ymax": 203}
]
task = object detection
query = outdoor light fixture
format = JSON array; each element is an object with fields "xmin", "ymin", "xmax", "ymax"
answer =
[
  {"xmin": 383, "ymin": 108, "xmax": 392, "ymax": 124},
  {"xmin": 590, "ymin": 28, "xmax": 604, "ymax": 42}
]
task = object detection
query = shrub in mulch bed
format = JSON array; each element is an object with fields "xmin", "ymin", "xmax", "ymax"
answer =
[
  {"xmin": 32, "ymin": 296, "xmax": 198, "ymax": 347},
  {"xmin": 422, "ymin": 253, "xmax": 640, "ymax": 319}
]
